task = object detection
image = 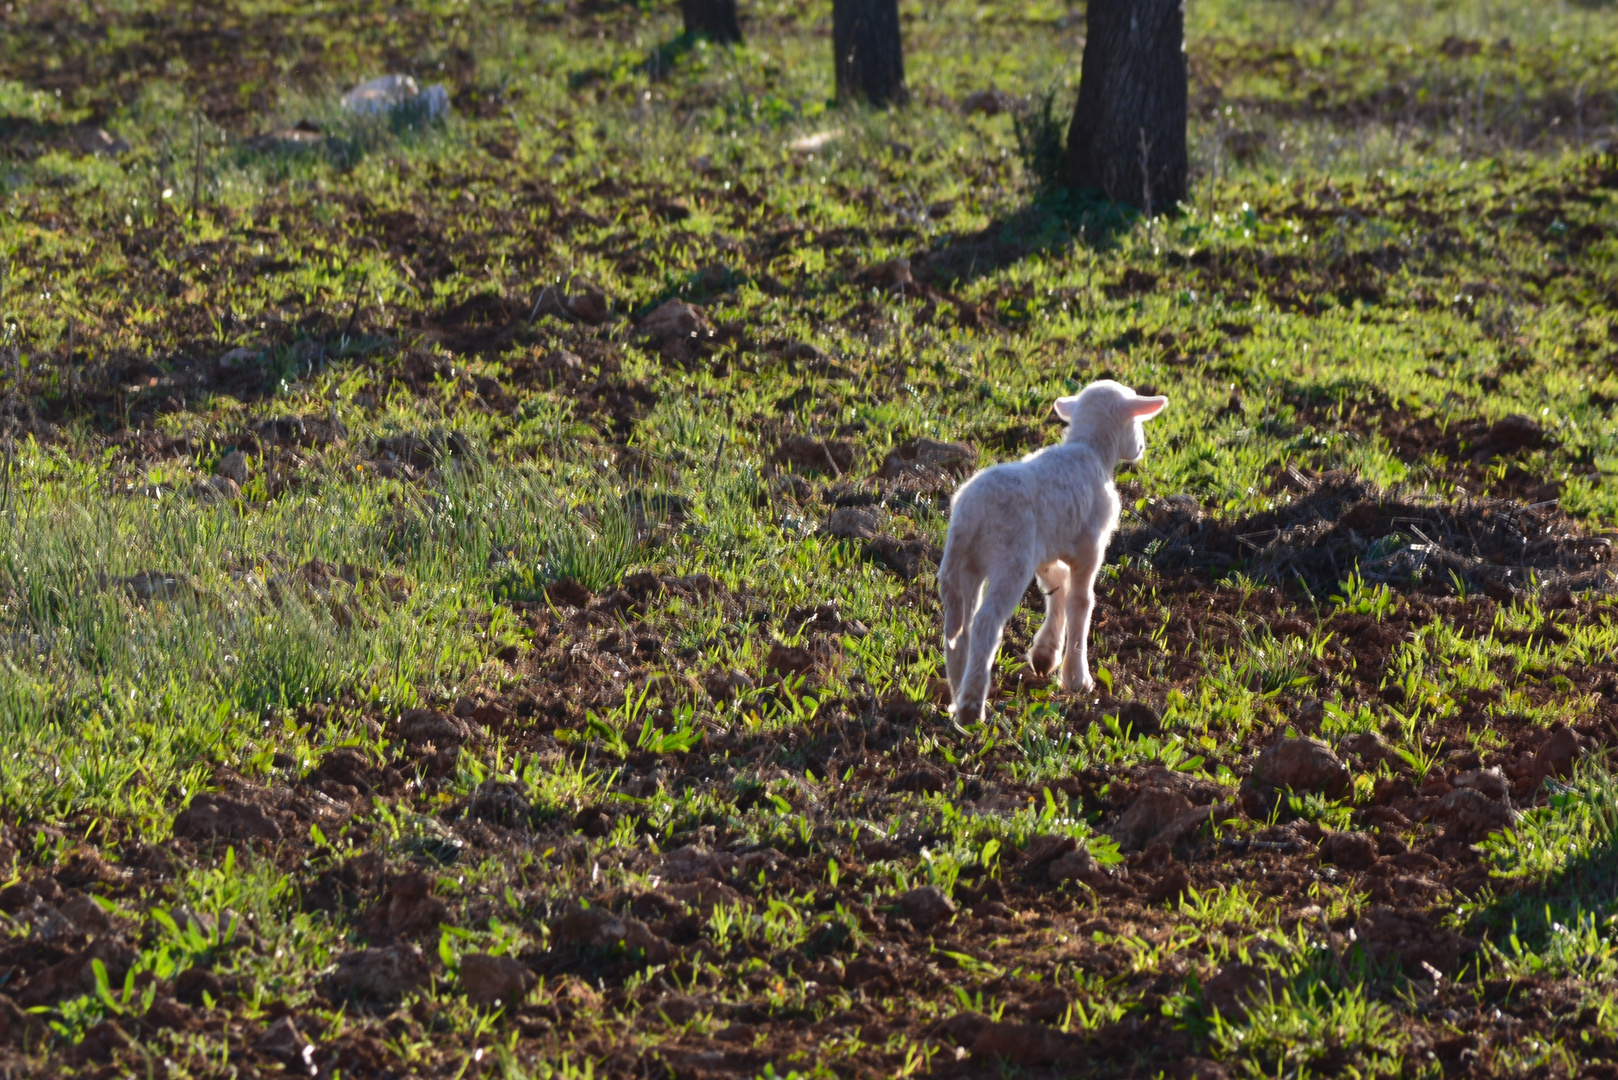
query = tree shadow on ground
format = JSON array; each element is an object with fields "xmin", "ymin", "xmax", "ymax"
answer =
[
  {"xmin": 916, "ymin": 188, "xmax": 1141, "ymax": 287},
  {"xmin": 1466, "ymin": 771, "xmax": 1618, "ymax": 954}
]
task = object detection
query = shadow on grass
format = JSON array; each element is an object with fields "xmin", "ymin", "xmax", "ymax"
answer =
[
  {"xmin": 1466, "ymin": 768, "xmax": 1618, "ymax": 956},
  {"xmin": 917, "ymin": 187, "xmax": 1141, "ymax": 286}
]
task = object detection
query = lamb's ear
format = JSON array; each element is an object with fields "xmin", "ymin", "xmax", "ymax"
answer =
[
  {"xmin": 1053, "ymin": 395, "xmax": 1082, "ymax": 422},
  {"xmin": 1126, "ymin": 395, "xmax": 1169, "ymax": 420}
]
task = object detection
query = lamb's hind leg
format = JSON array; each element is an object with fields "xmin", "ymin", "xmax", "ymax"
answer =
[
  {"xmin": 954, "ymin": 568, "xmax": 1031, "ymax": 724},
  {"xmin": 1027, "ymin": 561, "xmax": 1069, "ymax": 677},
  {"xmin": 940, "ymin": 567, "xmax": 978, "ymax": 704}
]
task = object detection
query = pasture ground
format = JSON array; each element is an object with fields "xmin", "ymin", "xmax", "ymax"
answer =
[{"xmin": 2, "ymin": 0, "xmax": 1618, "ymax": 1076}]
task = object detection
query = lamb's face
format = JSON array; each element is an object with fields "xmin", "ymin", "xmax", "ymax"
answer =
[{"xmin": 1054, "ymin": 380, "xmax": 1168, "ymax": 464}]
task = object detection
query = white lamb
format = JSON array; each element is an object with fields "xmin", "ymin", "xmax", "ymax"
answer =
[{"xmin": 939, "ymin": 380, "xmax": 1168, "ymax": 723}]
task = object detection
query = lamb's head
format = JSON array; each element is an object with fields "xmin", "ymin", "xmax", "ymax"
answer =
[{"xmin": 1053, "ymin": 380, "xmax": 1169, "ymax": 463}]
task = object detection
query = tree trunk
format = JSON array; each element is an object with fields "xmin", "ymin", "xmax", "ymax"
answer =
[
  {"xmin": 681, "ymin": 0, "xmax": 741, "ymax": 44},
  {"xmin": 833, "ymin": 0, "xmax": 907, "ymax": 108},
  {"xmin": 1065, "ymin": 0, "xmax": 1188, "ymax": 214}
]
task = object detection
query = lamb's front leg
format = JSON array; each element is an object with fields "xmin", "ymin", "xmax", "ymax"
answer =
[
  {"xmin": 1027, "ymin": 561, "xmax": 1069, "ymax": 677},
  {"xmin": 1060, "ymin": 543, "xmax": 1104, "ymax": 694}
]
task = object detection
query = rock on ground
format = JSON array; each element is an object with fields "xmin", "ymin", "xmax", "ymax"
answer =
[
  {"xmin": 554, "ymin": 907, "xmax": 671, "ymax": 962},
  {"xmin": 1434, "ymin": 787, "xmax": 1516, "ymax": 839},
  {"xmin": 328, "ymin": 944, "xmax": 432, "ymax": 1000},
  {"xmin": 172, "ymin": 794, "xmax": 283, "ymax": 843},
  {"xmin": 360, "ymin": 871, "xmax": 448, "ymax": 940},
  {"xmin": 774, "ymin": 435, "xmax": 857, "ymax": 475},
  {"xmin": 876, "ymin": 438, "xmax": 976, "ymax": 486},
  {"xmin": 636, "ymin": 298, "xmax": 712, "ymax": 342},
  {"xmin": 398, "ymin": 708, "xmax": 474, "ymax": 745},
  {"xmin": 826, "ymin": 506, "xmax": 881, "ymax": 540},
  {"xmin": 897, "ymin": 885, "xmax": 956, "ymax": 930},
  {"xmin": 658, "ymin": 845, "xmax": 736, "ymax": 883},
  {"xmin": 1110, "ymin": 787, "xmax": 1194, "ymax": 851},
  {"xmin": 1252, "ymin": 737, "xmax": 1349, "ymax": 796},
  {"xmin": 1452, "ymin": 768, "xmax": 1510, "ymax": 802},
  {"xmin": 216, "ymin": 450, "xmax": 250, "ymax": 485},
  {"xmin": 458, "ymin": 953, "xmax": 536, "ymax": 1008},
  {"xmin": 1318, "ymin": 830, "xmax": 1379, "ymax": 871},
  {"xmin": 342, "ymin": 75, "xmax": 449, "ymax": 120}
]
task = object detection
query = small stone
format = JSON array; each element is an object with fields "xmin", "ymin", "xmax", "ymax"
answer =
[
  {"xmin": 565, "ymin": 286, "xmax": 609, "ymax": 325},
  {"xmin": 360, "ymin": 871, "xmax": 449, "ymax": 940},
  {"xmin": 458, "ymin": 953, "xmax": 536, "ymax": 1008},
  {"xmin": 1534, "ymin": 727, "xmax": 1581, "ymax": 781},
  {"xmin": 172, "ymin": 794, "xmax": 282, "ymax": 843},
  {"xmin": 216, "ymin": 450, "xmax": 250, "ymax": 485},
  {"xmin": 1339, "ymin": 731, "xmax": 1391, "ymax": 763},
  {"xmin": 328, "ymin": 943, "xmax": 433, "ymax": 1001},
  {"xmin": 636, "ymin": 299, "xmax": 713, "ymax": 343},
  {"xmin": 658, "ymin": 845, "xmax": 735, "ymax": 883},
  {"xmin": 1317, "ymin": 831, "xmax": 1379, "ymax": 872},
  {"xmin": 1452, "ymin": 768, "xmax": 1510, "ymax": 802},
  {"xmin": 399, "ymin": 708, "xmax": 472, "ymax": 745},
  {"xmin": 1047, "ymin": 847, "xmax": 1099, "ymax": 885},
  {"xmin": 555, "ymin": 906, "xmax": 671, "ymax": 962},
  {"xmin": 190, "ymin": 475, "xmax": 241, "ymax": 503},
  {"xmin": 897, "ymin": 885, "xmax": 956, "ymax": 930},
  {"xmin": 342, "ymin": 74, "xmax": 450, "ymax": 120},
  {"xmin": 1111, "ymin": 786, "xmax": 1194, "ymax": 851},
  {"xmin": 775, "ymin": 435, "xmax": 858, "ymax": 475},
  {"xmin": 1252, "ymin": 737, "xmax": 1349, "ymax": 796},
  {"xmin": 1434, "ymin": 787, "xmax": 1517, "ymax": 840},
  {"xmin": 1022, "ymin": 833, "xmax": 1077, "ymax": 866},
  {"xmin": 826, "ymin": 506, "xmax": 880, "ymax": 540},
  {"xmin": 58, "ymin": 895, "xmax": 116, "ymax": 938},
  {"xmin": 788, "ymin": 129, "xmax": 841, "ymax": 154}
]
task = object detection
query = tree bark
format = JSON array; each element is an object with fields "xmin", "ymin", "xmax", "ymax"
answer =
[
  {"xmin": 681, "ymin": 0, "xmax": 741, "ymax": 44},
  {"xmin": 1066, "ymin": 0, "xmax": 1188, "ymax": 213},
  {"xmin": 833, "ymin": 0, "xmax": 907, "ymax": 108}
]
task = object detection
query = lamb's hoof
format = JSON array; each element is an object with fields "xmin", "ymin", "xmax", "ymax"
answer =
[
  {"xmin": 1027, "ymin": 648, "xmax": 1059, "ymax": 677},
  {"xmin": 951, "ymin": 701, "xmax": 987, "ymax": 727},
  {"xmin": 1061, "ymin": 671, "xmax": 1095, "ymax": 694}
]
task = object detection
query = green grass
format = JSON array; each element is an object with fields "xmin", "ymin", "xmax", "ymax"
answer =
[{"xmin": 0, "ymin": 0, "xmax": 1617, "ymax": 1076}]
